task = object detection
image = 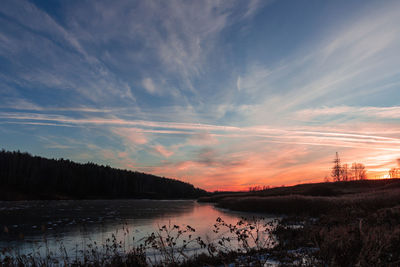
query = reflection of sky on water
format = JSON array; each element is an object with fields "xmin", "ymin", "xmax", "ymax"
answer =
[{"xmin": 0, "ymin": 200, "xmax": 276, "ymax": 259}]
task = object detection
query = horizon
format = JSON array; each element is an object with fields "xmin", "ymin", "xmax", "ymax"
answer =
[
  {"xmin": 1, "ymin": 0, "xmax": 400, "ymax": 191},
  {"xmin": 3, "ymin": 148, "xmax": 398, "ymax": 193}
]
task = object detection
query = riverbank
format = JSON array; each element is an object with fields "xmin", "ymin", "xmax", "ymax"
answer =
[{"xmin": 200, "ymin": 179, "xmax": 400, "ymax": 265}]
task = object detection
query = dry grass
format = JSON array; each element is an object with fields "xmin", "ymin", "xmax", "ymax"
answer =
[
  {"xmin": 308, "ymin": 205, "xmax": 400, "ymax": 266},
  {"xmin": 261, "ymin": 184, "xmax": 400, "ymax": 266},
  {"xmin": 205, "ymin": 179, "xmax": 400, "ymax": 265},
  {"xmin": 212, "ymin": 180, "xmax": 400, "ymax": 216}
]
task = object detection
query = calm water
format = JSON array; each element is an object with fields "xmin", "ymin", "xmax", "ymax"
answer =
[{"xmin": 0, "ymin": 200, "xmax": 275, "ymax": 258}]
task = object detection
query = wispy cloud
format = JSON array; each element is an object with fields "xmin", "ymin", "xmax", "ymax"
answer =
[
  {"xmin": 111, "ymin": 127, "xmax": 148, "ymax": 148},
  {"xmin": 232, "ymin": 1, "xmax": 400, "ymax": 125},
  {"xmin": 0, "ymin": 0, "xmax": 137, "ymax": 105},
  {"xmin": 152, "ymin": 145, "xmax": 174, "ymax": 158},
  {"xmin": 142, "ymin": 78, "xmax": 157, "ymax": 95},
  {"xmin": 297, "ymin": 106, "xmax": 400, "ymax": 120},
  {"xmin": 2, "ymin": 111, "xmax": 399, "ymax": 151}
]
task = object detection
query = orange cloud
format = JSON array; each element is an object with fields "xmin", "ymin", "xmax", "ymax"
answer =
[{"xmin": 140, "ymin": 134, "xmax": 400, "ymax": 191}]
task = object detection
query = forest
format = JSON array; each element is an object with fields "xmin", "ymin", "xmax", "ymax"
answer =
[{"xmin": 0, "ymin": 150, "xmax": 207, "ymax": 200}]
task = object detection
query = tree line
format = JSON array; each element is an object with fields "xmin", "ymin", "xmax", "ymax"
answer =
[
  {"xmin": 388, "ymin": 159, "xmax": 400, "ymax": 178},
  {"xmin": 331, "ymin": 152, "xmax": 367, "ymax": 182},
  {"xmin": 248, "ymin": 185, "xmax": 270, "ymax": 192},
  {"xmin": 0, "ymin": 150, "xmax": 207, "ymax": 200},
  {"xmin": 389, "ymin": 168, "xmax": 400, "ymax": 178}
]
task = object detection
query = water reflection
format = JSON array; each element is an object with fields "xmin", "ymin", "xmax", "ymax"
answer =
[{"xmin": 0, "ymin": 200, "xmax": 274, "ymax": 258}]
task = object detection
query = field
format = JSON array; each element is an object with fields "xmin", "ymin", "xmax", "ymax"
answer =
[{"xmin": 200, "ymin": 179, "xmax": 400, "ymax": 265}]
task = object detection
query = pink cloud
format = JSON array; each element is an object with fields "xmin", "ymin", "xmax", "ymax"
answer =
[
  {"xmin": 3, "ymin": 111, "xmax": 400, "ymax": 190},
  {"xmin": 118, "ymin": 151, "xmax": 128, "ymax": 158},
  {"xmin": 112, "ymin": 127, "xmax": 148, "ymax": 145},
  {"xmin": 152, "ymin": 145, "xmax": 174, "ymax": 158}
]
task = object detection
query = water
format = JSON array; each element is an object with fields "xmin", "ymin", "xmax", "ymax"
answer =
[{"xmin": 0, "ymin": 199, "xmax": 276, "ymax": 260}]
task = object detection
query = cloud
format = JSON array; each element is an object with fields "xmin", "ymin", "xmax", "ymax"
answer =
[
  {"xmin": 187, "ymin": 132, "xmax": 218, "ymax": 146},
  {"xmin": 142, "ymin": 78, "xmax": 157, "ymax": 94},
  {"xmin": 3, "ymin": 109, "xmax": 398, "ymax": 191},
  {"xmin": 0, "ymin": 98, "xmax": 42, "ymax": 111},
  {"xmin": 152, "ymin": 145, "xmax": 174, "ymax": 158},
  {"xmin": 111, "ymin": 127, "xmax": 148, "ymax": 148},
  {"xmin": 236, "ymin": 76, "xmax": 241, "ymax": 91},
  {"xmin": 0, "ymin": 0, "xmax": 274, "ymax": 119},
  {"xmin": 232, "ymin": 1, "xmax": 400, "ymax": 124},
  {"xmin": 118, "ymin": 151, "xmax": 128, "ymax": 158},
  {"xmin": 297, "ymin": 106, "xmax": 400, "ymax": 120},
  {"xmin": 1, "ymin": 1, "xmax": 400, "ymax": 190},
  {"xmin": 1, "ymin": 111, "xmax": 400, "ymax": 151},
  {"xmin": 0, "ymin": 0, "xmax": 137, "ymax": 106},
  {"xmin": 242, "ymin": 0, "xmax": 271, "ymax": 19}
]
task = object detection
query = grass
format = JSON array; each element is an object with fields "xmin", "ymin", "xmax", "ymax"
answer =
[
  {"xmin": 274, "ymin": 204, "xmax": 400, "ymax": 266},
  {"xmin": 312, "ymin": 209, "xmax": 400, "ymax": 266},
  {"xmin": 199, "ymin": 179, "xmax": 400, "ymax": 265}
]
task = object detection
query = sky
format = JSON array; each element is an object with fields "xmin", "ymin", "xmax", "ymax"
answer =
[{"xmin": 1, "ymin": 0, "xmax": 400, "ymax": 191}]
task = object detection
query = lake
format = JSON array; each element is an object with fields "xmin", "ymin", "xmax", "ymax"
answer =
[{"xmin": 0, "ymin": 199, "xmax": 276, "ymax": 260}]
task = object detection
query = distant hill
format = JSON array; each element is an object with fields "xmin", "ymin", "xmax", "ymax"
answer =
[
  {"xmin": 198, "ymin": 178, "xmax": 400, "ymax": 215},
  {"xmin": 0, "ymin": 150, "xmax": 207, "ymax": 200},
  {"xmin": 199, "ymin": 178, "xmax": 400, "ymax": 203}
]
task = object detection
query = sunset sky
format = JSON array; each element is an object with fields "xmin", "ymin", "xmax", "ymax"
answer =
[{"xmin": 1, "ymin": 0, "xmax": 400, "ymax": 191}]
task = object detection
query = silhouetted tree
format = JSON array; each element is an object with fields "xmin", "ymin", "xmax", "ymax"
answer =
[
  {"xmin": 389, "ymin": 159, "xmax": 400, "ymax": 178},
  {"xmin": 331, "ymin": 152, "xmax": 341, "ymax": 182},
  {"xmin": 389, "ymin": 168, "xmax": 400, "ymax": 178},
  {"xmin": 330, "ymin": 153, "xmax": 368, "ymax": 182},
  {"xmin": 351, "ymin": 163, "xmax": 367, "ymax": 180},
  {"xmin": 248, "ymin": 185, "xmax": 270, "ymax": 192},
  {"xmin": 341, "ymin": 164, "xmax": 349, "ymax": 181}
]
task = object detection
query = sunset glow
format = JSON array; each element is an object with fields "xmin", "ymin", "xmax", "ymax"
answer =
[{"xmin": 1, "ymin": 0, "xmax": 400, "ymax": 191}]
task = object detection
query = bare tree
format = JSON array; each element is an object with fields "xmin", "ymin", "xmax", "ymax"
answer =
[
  {"xmin": 359, "ymin": 165, "xmax": 367, "ymax": 180},
  {"xmin": 341, "ymin": 164, "xmax": 349, "ymax": 181},
  {"xmin": 389, "ymin": 158, "xmax": 400, "ymax": 178},
  {"xmin": 330, "ymin": 152, "xmax": 368, "ymax": 181},
  {"xmin": 351, "ymin": 163, "xmax": 367, "ymax": 180},
  {"xmin": 389, "ymin": 168, "xmax": 400, "ymax": 178}
]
